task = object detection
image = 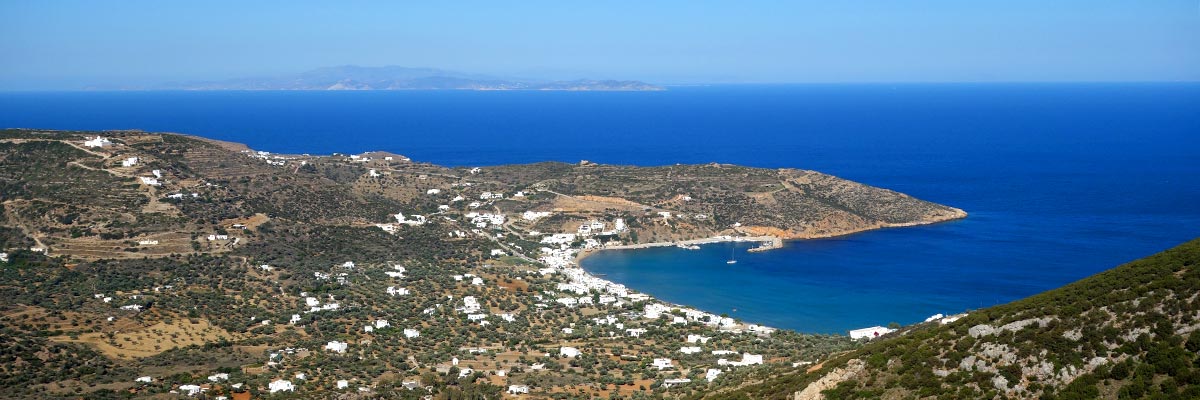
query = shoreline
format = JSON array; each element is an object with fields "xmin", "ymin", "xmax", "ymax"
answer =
[
  {"xmin": 575, "ymin": 235, "xmax": 780, "ymax": 263},
  {"xmin": 575, "ymin": 209, "xmax": 967, "ymax": 265},
  {"xmin": 568, "ymin": 214, "xmax": 967, "ymax": 333}
]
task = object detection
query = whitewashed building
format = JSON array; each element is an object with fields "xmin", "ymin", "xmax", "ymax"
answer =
[
  {"xmin": 269, "ymin": 379, "xmax": 294, "ymax": 393},
  {"xmin": 849, "ymin": 326, "xmax": 895, "ymax": 340},
  {"xmin": 325, "ymin": 341, "xmax": 348, "ymax": 353}
]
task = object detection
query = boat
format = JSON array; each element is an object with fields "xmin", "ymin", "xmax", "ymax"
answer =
[{"xmin": 726, "ymin": 246, "xmax": 737, "ymax": 264}]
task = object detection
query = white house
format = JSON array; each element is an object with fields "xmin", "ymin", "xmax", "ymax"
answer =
[
  {"xmin": 269, "ymin": 379, "xmax": 294, "ymax": 393},
  {"xmin": 719, "ymin": 353, "xmax": 764, "ymax": 367},
  {"xmin": 507, "ymin": 385, "xmax": 530, "ymax": 394},
  {"xmin": 522, "ymin": 211, "xmax": 551, "ymax": 220},
  {"xmin": 427, "ymin": 189, "xmax": 441, "ymax": 195},
  {"xmin": 849, "ymin": 326, "xmax": 895, "ymax": 340},
  {"xmin": 403, "ymin": 328, "xmax": 420, "ymax": 338},
  {"xmin": 687, "ymin": 334, "xmax": 711, "ymax": 344},
  {"xmin": 662, "ymin": 378, "xmax": 691, "ymax": 388},
  {"xmin": 705, "ymin": 368, "xmax": 722, "ymax": 382},
  {"xmin": 560, "ymin": 346, "xmax": 580, "ymax": 357},
  {"xmin": 83, "ymin": 136, "xmax": 112, "ymax": 148},
  {"xmin": 541, "ymin": 233, "xmax": 577, "ymax": 245},
  {"xmin": 461, "ymin": 296, "xmax": 481, "ymax": 313},
  {"xmin": 139, "ymin": 177, "xmax": 160, "ymax": 186},
  {"xmin": 652, "ymin": 358, "xmax": 674, "ymax": 370},
  {"xmin": 121, "ymin": 157, "xmax": 138, "ymax": 167},
  {"xmin": 135, "ymin": 376, "xmax": 153, "ymax": 383},
  {"xmin": 178, "ymin": 384, "xmax": 204, "ymax": 396},
  {"xmin": 325, "ymin": 341, "xmax": 348, "ymax": 353},
  {"xmin": 394, "ymin": 213, "xmax": 426, "ymax": 226},
  {"xmin": 680, "ymin": 346, "xmax": 702, "ymax": 355},
  {"xmin": 740, "ymin": 353, "xmax": 764, "ymax": 365},
  {"xmin": 337, "ymin": 380, "xmax": 349, "ymax": 389}
]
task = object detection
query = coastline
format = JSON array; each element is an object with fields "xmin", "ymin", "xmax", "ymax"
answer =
[
  {"xmin": 574, "ymin": 235, "xmax": 780, "ymax": 264},
  {"xmin": 575, "ymin": 209, "xmax": 967, "ymax": 265},
  {"xmin": 569, "ymin": 212, "xmax": 968, "ymax": 333}
]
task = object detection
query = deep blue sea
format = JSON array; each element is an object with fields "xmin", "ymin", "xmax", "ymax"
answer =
[{"xmin": 3, "ymin": 84, "xmax": 1198, "ymax": 333}]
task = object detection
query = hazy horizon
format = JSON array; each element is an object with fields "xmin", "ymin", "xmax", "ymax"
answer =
[{"xmin": 2, "ymin": 1, "xmax": 1199, "ymax": 90}]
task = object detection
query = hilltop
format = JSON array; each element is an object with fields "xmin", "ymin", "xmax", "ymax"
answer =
[
  {"xmin": 0, "ymin": 128, "xmax": 963, "ymax": 399},
  {"xmin": 703, "ymin": 238, "xmax": 1200, "ymax": 399}
]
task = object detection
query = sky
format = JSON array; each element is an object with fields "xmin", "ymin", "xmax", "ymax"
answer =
[{"xmin": 1, "ymin": 1, "xmax": 1198, "ymax": 89}]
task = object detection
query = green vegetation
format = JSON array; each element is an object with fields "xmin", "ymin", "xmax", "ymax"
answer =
[{"xmin": 709, "ymin": 238, "xmax": 1200, "ymax": 399}]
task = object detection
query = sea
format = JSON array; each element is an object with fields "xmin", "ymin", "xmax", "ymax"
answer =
[{"xmin": 2, "ymin": 84, "xmax": 1198, "ymax": 334}]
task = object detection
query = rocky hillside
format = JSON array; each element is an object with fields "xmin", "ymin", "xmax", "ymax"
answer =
[
  {"xmin": 0, "ymin": 129, "xmax": 964, "ymax": 261},
  {"xmin": 704, "ymin": 238, "xmax": 1200, "ymax": 400}
]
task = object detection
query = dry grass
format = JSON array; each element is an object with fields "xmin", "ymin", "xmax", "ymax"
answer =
[
  {"xmin": 52, "ymin": 318, "xmax": 243, "ymax": 359},
  {"xmin": 551, "ymin": 194, "xmax": 647, "ymax": 213}
]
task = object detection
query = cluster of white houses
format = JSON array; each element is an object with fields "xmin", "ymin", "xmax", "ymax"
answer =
[
  {"xmin": 83, "ymin": 136, "xmax": 112, "ymax": 148},
  {"xmin": 244, "ymin": 150, "xmax": 291, "ymax": 166}
]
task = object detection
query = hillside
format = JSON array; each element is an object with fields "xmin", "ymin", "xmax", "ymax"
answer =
[
  {"xmin": 0, "ymin": 128, "xmax": 964, "ymax": 399},
  {"xmin": 704, "ymin": 238, "xmax": 1200, "ymax": 400}
]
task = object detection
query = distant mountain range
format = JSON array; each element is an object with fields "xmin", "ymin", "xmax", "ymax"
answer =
[{"xmin": 157, "ymin": 66, "xmax": 664, "ymax": 91}]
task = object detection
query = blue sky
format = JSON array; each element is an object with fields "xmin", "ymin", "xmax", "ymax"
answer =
[{"xmin": 1, "ymin": 1, "xmax": 1197, "ymax": 88}]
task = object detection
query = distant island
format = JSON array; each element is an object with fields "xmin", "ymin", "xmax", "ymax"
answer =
[{"xmin": 146, "ymin": 65, "xmax": 665, "ymax": 91}]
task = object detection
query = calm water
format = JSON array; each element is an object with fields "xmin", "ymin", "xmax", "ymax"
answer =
[{"xmin": 3, "ymin": 84, "xmax": 1198, "ymax": 333}]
